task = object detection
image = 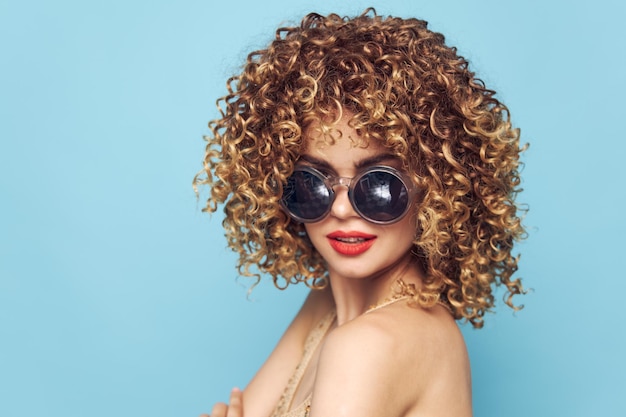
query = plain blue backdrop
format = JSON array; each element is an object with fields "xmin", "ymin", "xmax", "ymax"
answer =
[{"xmin": 1, "ymin": 0, "xmax": 624, "ymax": 416}]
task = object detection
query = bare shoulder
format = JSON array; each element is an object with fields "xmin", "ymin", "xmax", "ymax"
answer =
[{"xmin": 310, "ymin": 303, "xmax": 472, "ymax": 417}]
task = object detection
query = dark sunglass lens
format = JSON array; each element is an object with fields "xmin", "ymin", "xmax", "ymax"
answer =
[
  {"xmin": 353, "ymin": 171, "xmax": 409, "ymax": 222},
  {"xmin": 282, "ymin": 170, "xmax": 331, "ymax": 220}
]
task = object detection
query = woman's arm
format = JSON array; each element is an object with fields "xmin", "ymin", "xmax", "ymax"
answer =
[
  {"xmin": 206, "ymin": 286, "xmax": 333, "ymax": 417},
  {"xmin": 243, "ymin": 286, "xmax": 333, "ymax": 417}
]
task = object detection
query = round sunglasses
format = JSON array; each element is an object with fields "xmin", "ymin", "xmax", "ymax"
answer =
[{"xmin": 280, "ymin": 165, "xmax": 416, "ymax": 224}]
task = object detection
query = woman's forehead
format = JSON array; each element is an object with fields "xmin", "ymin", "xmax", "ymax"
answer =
[
  {"xmin": 300, "ymin": 136, "xmax": 402, "ymax": 172},
  {"xmin": 302, "ymin": 110, "xmax": 374, "ymax": 147},
  {"xmin": 299, "ymin": 109, "xmax": 406, "ymax": 169}
]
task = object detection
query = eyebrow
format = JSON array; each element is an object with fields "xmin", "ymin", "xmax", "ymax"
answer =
[{"xmin": 299, "ymin": 153, "xmax": 399, "ymax": 171}]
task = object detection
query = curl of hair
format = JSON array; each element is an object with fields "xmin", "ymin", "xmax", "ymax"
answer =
[{"xmin": 194, "ymin": 8, "xmax": 527, "ymax": 328}]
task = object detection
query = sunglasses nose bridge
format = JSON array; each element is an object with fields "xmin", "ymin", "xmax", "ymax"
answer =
[{"xmin": 328, "ymin": 176, "xmax": 353, "ymax": 191}]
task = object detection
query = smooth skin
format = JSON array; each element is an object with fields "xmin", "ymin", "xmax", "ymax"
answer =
[{"xmin": 204, "ymin": 113, "xmax": 472, "ymax": 417}]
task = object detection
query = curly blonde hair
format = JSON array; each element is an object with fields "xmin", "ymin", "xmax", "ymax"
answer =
[{"xmin": 195, "ymin": 9, "xmax": 526, "ymax": 327}]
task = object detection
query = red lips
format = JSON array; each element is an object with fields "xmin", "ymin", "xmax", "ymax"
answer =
[{"xmin": 326, "ymin": 231, "xmax": 377, "ymax": 256}]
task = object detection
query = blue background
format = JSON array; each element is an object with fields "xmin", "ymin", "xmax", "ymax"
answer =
[{"xmin": 1, "ymin": 0, "xmax": 624, "ymax": 416}]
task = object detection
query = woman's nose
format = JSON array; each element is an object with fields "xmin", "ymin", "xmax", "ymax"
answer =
[{"xmin": 329, "ymin": 186, "xmax": 359, "ymax": 220}]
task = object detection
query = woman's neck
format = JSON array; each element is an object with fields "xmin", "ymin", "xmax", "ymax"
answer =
[{"xmin": 328, "ymin": 252, "xmax": 425, "ymax": 325}]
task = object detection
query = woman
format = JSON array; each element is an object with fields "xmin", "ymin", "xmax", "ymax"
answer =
[{"xmin": 196, "ymin": 9, "xmax": 526, "ymax": 417}]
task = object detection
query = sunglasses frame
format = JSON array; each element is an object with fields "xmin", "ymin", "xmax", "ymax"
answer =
[{"xmin": 280, "ymin": 164, "xmax": 418, "ymax": 225}]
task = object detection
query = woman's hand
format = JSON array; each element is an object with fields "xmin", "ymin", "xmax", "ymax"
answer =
[{"xmin": 201, "ymin": 387, "xmax": 244, "ymax": 417}]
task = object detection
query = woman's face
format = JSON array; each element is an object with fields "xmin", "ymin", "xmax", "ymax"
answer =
[{"xmin": 300, "ymin": 115, "xmax": 418, "ymax": 281}]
